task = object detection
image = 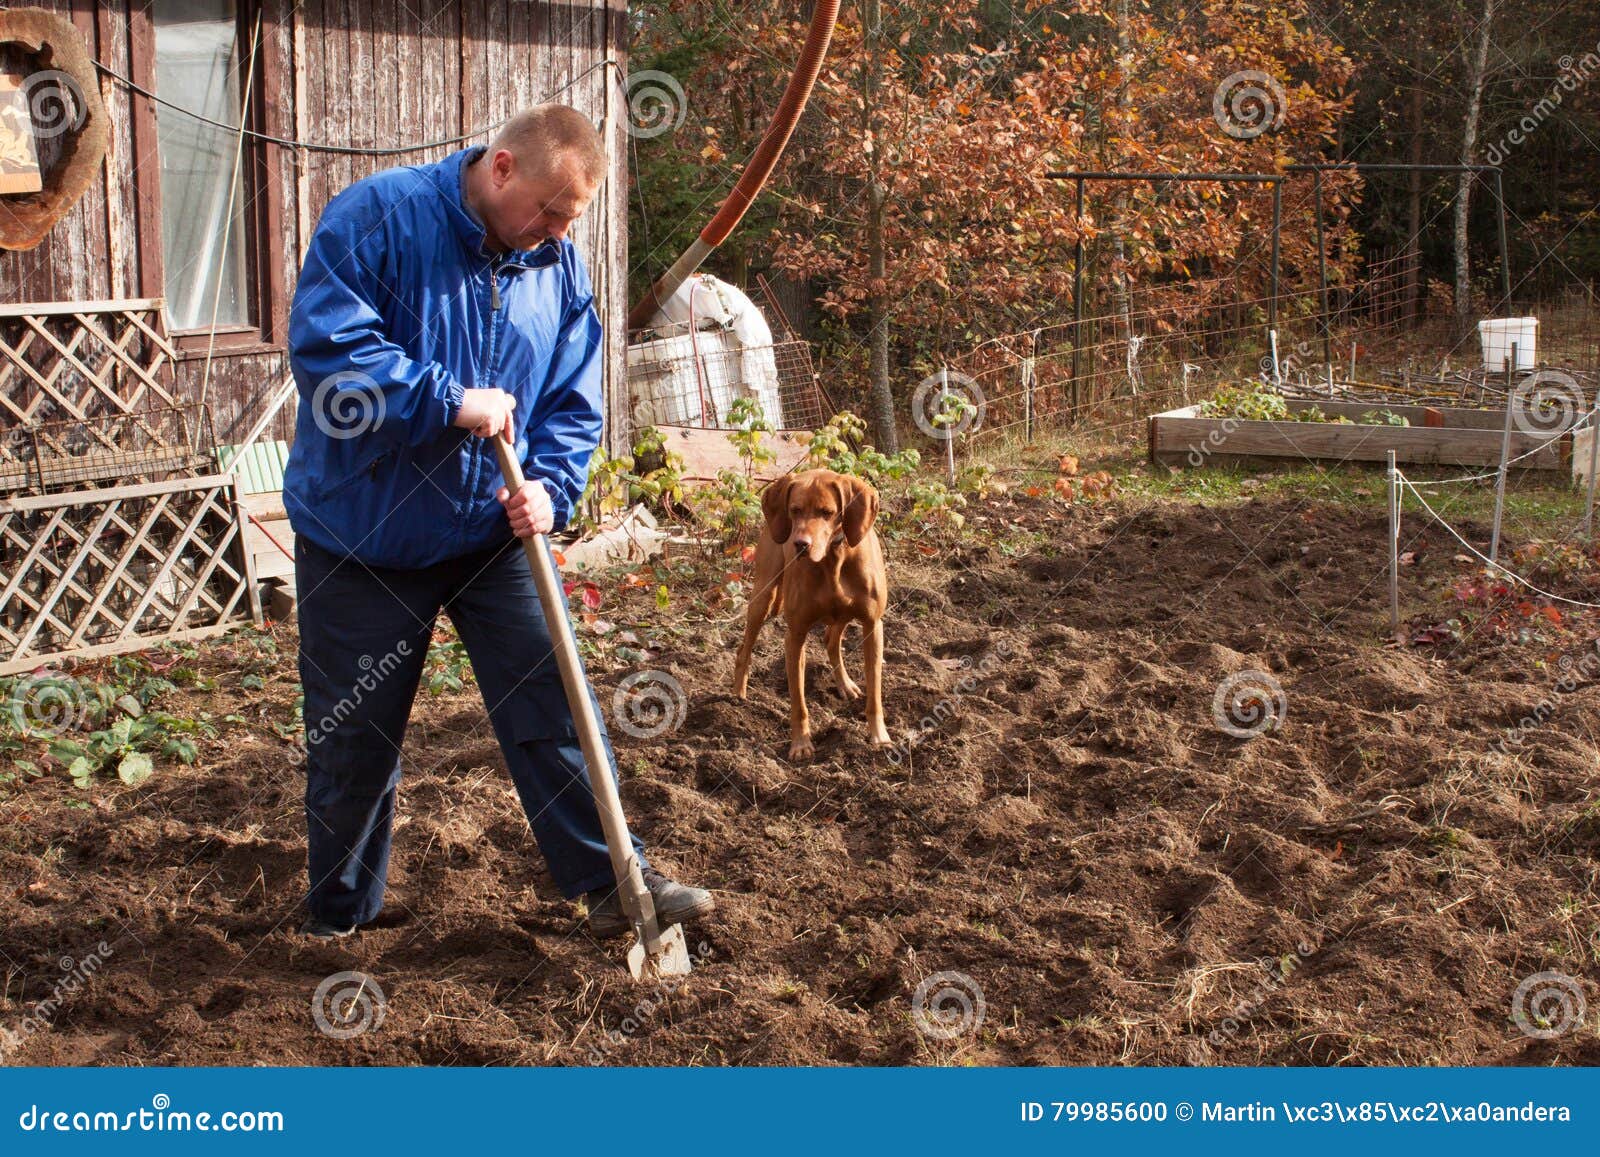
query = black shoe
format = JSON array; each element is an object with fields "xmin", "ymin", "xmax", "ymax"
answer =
[
  {"xmin": 299, "ymin": 916, "xmax": 357, "ymax": 940},
  {"xmin": 583, "ymin": 869, "xmax": 715, "ymax": 940}
]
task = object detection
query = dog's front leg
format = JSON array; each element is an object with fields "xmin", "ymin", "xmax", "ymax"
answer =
[
  {"xmin": 825, "ymin": 620, "xmax": 863, "ymax": 700},
  {"xmin": 732, "ymin": 586, "xmax": 774, "ymax": 699},
  {"xmin": 786, "ymin": 620, "xmax": 814, "ymax": 761},
  {"xmin": 863, "ymin": 618, "xmax": 890, "ymax": 746}
]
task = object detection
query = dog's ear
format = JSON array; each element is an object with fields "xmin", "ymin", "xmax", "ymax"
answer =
[
  {"xmin": 840, "ymin": 476, "xmax": 879, "ymax": 547},
  {"xmin": 762, "ymin": 475, "xmax": 793, "ymax": 543}
]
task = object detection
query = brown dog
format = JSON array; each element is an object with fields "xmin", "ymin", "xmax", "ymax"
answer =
[{"xmin": 732, "ymin": 469, "xmax": 890, "ymax": 761}]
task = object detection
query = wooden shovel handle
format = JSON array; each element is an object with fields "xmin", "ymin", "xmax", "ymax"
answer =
[{"xmin": 489, "ymin": 431, "xmax": 664, "ymax": 947}]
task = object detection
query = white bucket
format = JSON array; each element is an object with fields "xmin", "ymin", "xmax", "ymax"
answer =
[{"xmin": 1478, "ymin": 316, "xmax": 1538, "ymax": 370}]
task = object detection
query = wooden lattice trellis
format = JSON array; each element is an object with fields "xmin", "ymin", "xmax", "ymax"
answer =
[
  {"xmin": 0, "ymin": 299, "xmax": 179, "ymax": 427},
  {"xmin": 0, "ymin": 475, "xmax": 255, "ymax": 674},
  {"xmin": 0, "ymin": 300, "xmax": 259, "ymax": 670}
]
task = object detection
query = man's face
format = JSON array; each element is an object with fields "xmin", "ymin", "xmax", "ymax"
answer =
[{"xmin": 479, "ymin": 148, "xmax": 598, "ymax": 252}]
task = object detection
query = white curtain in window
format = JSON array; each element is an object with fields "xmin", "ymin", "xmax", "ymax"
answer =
[{"xmin": 154, "ymin": 1, "xmax": 248, "ymax": 331}]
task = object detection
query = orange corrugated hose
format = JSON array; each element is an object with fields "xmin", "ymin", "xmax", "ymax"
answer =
[{"xmin": 625, "ymin": 0, "xmax": 841, "ymax": 332}]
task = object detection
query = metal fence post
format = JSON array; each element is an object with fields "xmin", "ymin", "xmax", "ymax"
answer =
[
  {"xmin": 1490, "ymin": 343, "xmax": 1518, "ymax": 565},
  {"xmin": 1388, "ymin": 449, "xmax": 1401, "ymax": 637},
  {"xmin": 1585, "ymin": 397, "xmax": 1600, "ymax": 540},
  {"xmin": 940, "ymin": 365, "xmax": 957, "ymax": 485}
]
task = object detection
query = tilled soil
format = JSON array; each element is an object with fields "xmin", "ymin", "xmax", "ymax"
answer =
[{"xmin": 3, "ymin": 493, "xmax": 1598, "ymax": 1066}]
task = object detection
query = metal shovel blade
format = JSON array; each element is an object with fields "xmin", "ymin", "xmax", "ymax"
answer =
[{"xmin": 628, "ymin": 922, "xmax": 692, "ymax": 980}]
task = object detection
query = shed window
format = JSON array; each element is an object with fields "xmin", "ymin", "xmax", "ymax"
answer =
[{"xmin": 153, "ymin": 0, "xmax": 251, "ymax": 331}]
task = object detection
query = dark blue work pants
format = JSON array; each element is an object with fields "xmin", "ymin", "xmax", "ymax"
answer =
[{"xmin": 295, "ymin": 534, "xmax": 645, "ymax": 926}]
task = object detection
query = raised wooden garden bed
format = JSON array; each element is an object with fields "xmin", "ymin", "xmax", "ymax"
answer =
[{"xmin": 1149, "ymin": 399, "xmax": 1575, "ymax": 473}]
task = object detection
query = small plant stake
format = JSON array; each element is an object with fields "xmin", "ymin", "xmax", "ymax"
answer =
[{"xmin": 929, "ymin": 366, "xmax": 978, "ymax": 486}]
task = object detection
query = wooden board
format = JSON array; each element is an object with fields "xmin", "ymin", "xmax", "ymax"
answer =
[
  {"xmin": 0, "ymin": 473, "xmax": 256, "ymax": 672},
  {"xmin": 1149, "ymin": 403, "xmax": 1570, "ymax": 473},
  {"xmin": 243, "ymin": 515, "xmax": 295, "ymax": 581},
  {"xmin": 658, "ymin": 425, "xmax": 812, "ymax": 484},
  {"xmin": 1574, "ymin": 422, "xmax": 1599, "ymax": 489}
]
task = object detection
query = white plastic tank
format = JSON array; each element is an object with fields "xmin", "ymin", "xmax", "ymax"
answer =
[
  {"xmin": 1479, "ymin": 316, "xmax": 1538, "ymax": 371},
  {"xmin": 627, "ymin": 274, "xmax": 785, "ymax": 429}
]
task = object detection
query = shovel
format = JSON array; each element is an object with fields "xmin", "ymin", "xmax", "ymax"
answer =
[{"xmin": 489, "ymin": 430, "xmax": 692, "ymax": 980}]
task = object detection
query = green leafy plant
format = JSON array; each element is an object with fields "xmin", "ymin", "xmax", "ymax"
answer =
[
  {"xmin": 956, "ymin": 462, "xmax": 997, "ymax": 496},
  {"xmin": 804, "ymin": 412, "xmax": 921, "ymax": 484},
  {"xmin": 1197, "ymin": 381, "xmax": 1289, "ymax": 421},
  {"xmin": 49, "ymin": 711, "xmax": 215, "ymax": 788},
  {"xmin": 577, "ymin": 426, "xmax": 687, "ymax": 528},
  {"xmin": 907, "ymin": 479, "xmax": 968, "ymax": 531},
  {"xmin": 424, "ymin": 637, "xmax": 474, "ymax": 696},
  {"xmin": 724, "ymin": 397, "xmax": 776, "ymax": 474}
]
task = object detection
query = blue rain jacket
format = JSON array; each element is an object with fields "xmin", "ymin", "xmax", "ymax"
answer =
[{"xmin": 283, "ymin": 146, "xmax": 603, "ymax": 568}]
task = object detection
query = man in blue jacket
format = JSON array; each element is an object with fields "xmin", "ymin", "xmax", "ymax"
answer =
[{"xmin": 283, "ymin": 105, "xmax": 712, "ymax": 940}]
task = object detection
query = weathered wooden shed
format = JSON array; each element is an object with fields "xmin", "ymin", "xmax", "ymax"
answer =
[{"xmin": 1, "ymin": 0, "xmax": 630, "ymax": 672}]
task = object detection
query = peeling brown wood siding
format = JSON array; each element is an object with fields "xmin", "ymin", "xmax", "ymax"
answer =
[{"xmin": 2, "ymin": 0, "xmax": 630, "ymax": 454}]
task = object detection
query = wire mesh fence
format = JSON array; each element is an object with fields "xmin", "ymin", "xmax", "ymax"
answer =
[
  {"xmin": 625, "ymin": 323, "xmax": 826, "ymax": 436},
  {"xmin": 0, "ymin": 404, "xmax": 217, "ymax": 497}
]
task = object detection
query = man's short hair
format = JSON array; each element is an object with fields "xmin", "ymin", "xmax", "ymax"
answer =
[{"xmin": 490, "ymin": 105, "xmax": 607, "ymax": 187}]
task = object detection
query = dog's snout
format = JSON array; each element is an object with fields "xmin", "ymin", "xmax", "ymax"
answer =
[{"xmin": 793, "ymin": 536, "xmax": 811, "ymax": 555}]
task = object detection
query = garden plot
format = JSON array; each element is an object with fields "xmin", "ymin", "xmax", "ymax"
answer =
[
  {"xmin": 2, "ymin": 480, "xmax": 1598, "ymax": 1067},
  {"xmin": 1150, "ymin": 398, "xmax": 1574, "ymax": 473}
]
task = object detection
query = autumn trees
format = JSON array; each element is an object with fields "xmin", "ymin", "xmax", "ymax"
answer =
[{"xmin": 627, "ymin": 0, "xmax": 1366, "ymax": 443}]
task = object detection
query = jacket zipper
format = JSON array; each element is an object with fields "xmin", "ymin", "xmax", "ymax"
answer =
[{"xmin": 461, "ymin": 257, "xmax": 505, "ymax": 538}]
